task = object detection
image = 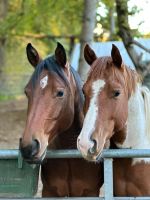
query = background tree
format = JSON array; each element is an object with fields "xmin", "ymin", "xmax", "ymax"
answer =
[
  {"xmin": 78, "ymin": 0, "xmax": 97, "ymax": 80},
  {"xmin": 115, "ymin": 0, "xmax": 150, "ymax": 88},
  {"xmin": 101, "ymin": 0, "xmax": 116, "ymax": 40}
]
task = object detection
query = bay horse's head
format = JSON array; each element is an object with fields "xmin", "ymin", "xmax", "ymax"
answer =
[
  {"xmin": 77, "ymin": 44, "xmax": 137, "ymax": 162},
  {"xmin": 20, "ymin": 42, "xmax": 83, "ymax": 163}
]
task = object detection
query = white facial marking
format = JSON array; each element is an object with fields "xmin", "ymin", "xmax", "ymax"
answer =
[
  {"xmin": 40, "ymin": 75, "xmax": 48, "ymax": 89},
  {"xmin": 115, "ymin": 84, "xmax": 150, "ymax": 165},
  {"xmin": 78, "ymin": 80, "xmax": 105, "ymax": 156}
]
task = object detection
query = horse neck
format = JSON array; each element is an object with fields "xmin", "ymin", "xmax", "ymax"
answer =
[
  {"xmin": 115, "ymin": 84, "xmax": 150, "ymax": 150},
  {"xmin": 69, "ymin": 68, "xmax": 84, "ymax": 131},
  {"xmin": 68, "ymin": 68, "xmax": 84, "ymax": 130},
  {"xmin": 50, "ymin": 71, "xmax": 84, "ymax": 150}
]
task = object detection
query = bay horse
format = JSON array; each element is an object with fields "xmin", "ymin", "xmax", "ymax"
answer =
[
  {"xmin": 20, "ymin": 42, "xmax": 103, "ymax": 197},
  {"xmin": 77, "ymin": 44, "xmax": 150, "ymax": 196}
]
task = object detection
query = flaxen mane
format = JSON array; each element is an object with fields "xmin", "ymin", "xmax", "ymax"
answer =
[{"xmin": 140, "ymin": 86, "xmax": 150, "ymax": 139}]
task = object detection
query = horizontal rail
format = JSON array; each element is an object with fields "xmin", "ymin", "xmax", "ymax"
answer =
[
  {"xmin": 102, "ymin": 149, "xmax": 150, "ymax": 158},
  {"xmin": 1, "ymin": 149, "xmax": 150, "ymax": 159},
  {"xmin": 0, "ymin": 198, "xmax": 101, "ymax": 200},
  {"xmin": 0, "ymin": 194, "xmax": 149, "ymax": 199},
  {"xmin": 0, "ymin": 149, "xmax": 20, "ymax": 159}
]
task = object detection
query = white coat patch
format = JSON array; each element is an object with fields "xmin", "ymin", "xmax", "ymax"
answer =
[
  {"xmin": 115, "ymin": 84, "xmax": 150, "ymax": 165},
  {"xmin": 40, "ymin": 75, "xmax": 48, "ymax": 89}
]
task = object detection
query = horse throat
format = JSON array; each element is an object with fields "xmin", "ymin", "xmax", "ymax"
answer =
[
  {"xmin": 50, "ymin": 108, "xmax": 83, "ymax": 150},
  {"xmin": 57, "ymin": 98, "xmax": 83, "ymax": 149}
]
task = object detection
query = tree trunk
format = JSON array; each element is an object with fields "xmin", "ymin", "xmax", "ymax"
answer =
[
  {"xmin": 115, "ymin": 0, "xmax": 150, "ymax": 88},
  {"xmin": 0, "ymin": 0, "xmax": 8, "ymax": 74},
  {"xmin": 109, "ymin": 6, "xmax": 115, "ymax": 40},
  {"xmin": 116, "ymin": 0, "xmax": 139, "ymax": 67},
  {"xmin": 78, "ymin": 0, "xmax": 97, "ymax": 80}
]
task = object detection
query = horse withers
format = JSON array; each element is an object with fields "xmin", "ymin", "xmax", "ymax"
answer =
[
  {"xmin": 77, "ymin": 44, "xmax": 150, "ymax": 196},
  {"xmin": 20, "ymin": 42, "xmax": 103, "ymax": 197}
]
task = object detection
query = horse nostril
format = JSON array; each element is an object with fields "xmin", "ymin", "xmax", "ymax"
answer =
[
  {"xmin": 31, "ymin": 139, "xmax": 40, "ymax": 157},
  {"xmin": 20, "ymin": 139, "xmax": 40, "ymax": 159},
  {"xmin": 77, "ymin": 137, "xmax": 80, "ymax": 144},
  {"xmin": 88, "ymin": 139, "xmax": 97, "ymax": 155}
]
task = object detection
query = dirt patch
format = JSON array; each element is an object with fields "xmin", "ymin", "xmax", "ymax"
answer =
[{"xmin": 0, "ymin": 98, "xmax": 27, "ymax": 149}]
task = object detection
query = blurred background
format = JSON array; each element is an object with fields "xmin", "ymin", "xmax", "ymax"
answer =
[{"xmin": 0, "ymin": 0, "xmax": 150, "ymax": 149}]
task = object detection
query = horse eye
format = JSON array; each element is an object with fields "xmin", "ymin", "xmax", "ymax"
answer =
[
  {"xmin": 114, "ymin": 90, "xmax": 120, "ymax": 97},
  {"xmin": 56, "ymin": 90, "xmax": 64, "ymax": 97}
]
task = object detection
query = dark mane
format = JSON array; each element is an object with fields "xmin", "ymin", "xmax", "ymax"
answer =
[{"xmin": 71, "ymin": 67, "xmax": 84, "ymax": 108}]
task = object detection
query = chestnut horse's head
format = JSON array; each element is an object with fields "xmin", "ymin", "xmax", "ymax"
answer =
[
  {"xmin": 20, "ymin": 42, "xmax": 83, "ymax": 163},
  {"xmin": 77, "ymin": 44, "xmax": 137, "ymax": 162}
]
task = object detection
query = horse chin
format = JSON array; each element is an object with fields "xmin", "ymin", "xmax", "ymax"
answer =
[
  {"xmin": 82, "ymin": 153, "xmax": 103, "ymax": 163},
  {"xmin": 92, "ymin": 151, "xmax": 103, "ymax": 163},
  {"xmin": 94, "ymin": 139, "xmax": 110, "ymax": 162},
  {"xmin": 95, "ymin": 152, "xmax": 103, "ymax": 162},
  {"xmin": 24, "ymin": 149, "xmax": 47, "ymax": 164},
  {"xmin": 80, "ymin": 148, "xmax": 103, "ymax": 163},
  {"xmin": 87, "ymin": 140, "xmax": 109, "ymax": 163}
]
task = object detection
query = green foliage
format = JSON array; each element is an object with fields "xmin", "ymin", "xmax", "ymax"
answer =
[
  {"xmin": 0, "ymin": 0, "xmax": 83, "ymax": 38},
  {"xmin": 0, "ymin": 0, "xmax": 84, "ymax": 102},
  {"xmin": 101, "ymin": 0, "xmax": 115, "ymax": 9},
  {"xmin": 96, "ymin": 0, "xmax": 143, "ymax": 41}
]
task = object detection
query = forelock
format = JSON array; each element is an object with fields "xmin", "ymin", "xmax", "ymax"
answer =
[
  {"xmin": 86, "ymin": 56, "xmax": 138, "ymax": 98},
  {"xmin": 31, "ymin": 55, "xmax": 69, "ymax": 89}
]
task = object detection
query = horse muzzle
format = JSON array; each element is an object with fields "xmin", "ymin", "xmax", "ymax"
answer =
[{"xmin": 19, "ymin": 138, "xmax": 45, "ymax": 164}]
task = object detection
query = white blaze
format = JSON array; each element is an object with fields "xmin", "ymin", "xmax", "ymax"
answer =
[
  {"xmin": 40, "ymin": 75, "xmax": 48, "ymax": 89},
  {"xmin": 78, "ymin": 79, "xmax": 105, "ymax": 156}
]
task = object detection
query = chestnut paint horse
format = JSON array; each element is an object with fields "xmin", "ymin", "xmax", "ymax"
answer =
[
  {"xmin": 77, "ymin": 44, "xmax": 150, "ymax": 196},
  {"xmin": 20, "ymin": 42, "xmax": 103, "ymax": 197}
]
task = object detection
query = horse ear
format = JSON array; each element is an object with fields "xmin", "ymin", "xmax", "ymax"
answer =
[
  {"xmin": 55, "ymin": 42, "xmax": 67, "ymax": 67},
  {"xmin": 111, "ymin": 44, "xmax": 122, "ymax": 68},
  {"xmin": 26, "ymin": 43, "xmax": 41, "ymax": 68},
  {"xmin": 84, "ymin": 44, "xmax": 97, "ymax": 65}
]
